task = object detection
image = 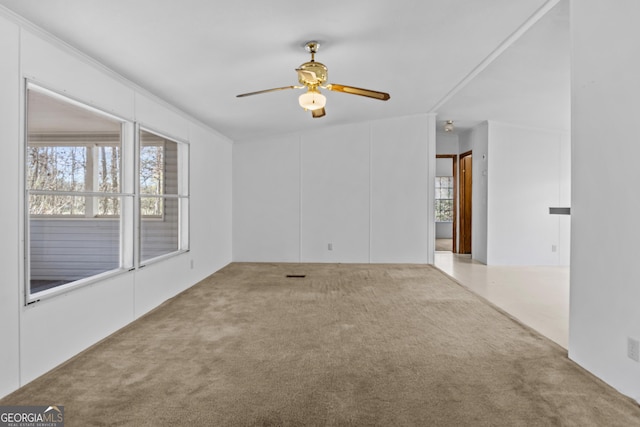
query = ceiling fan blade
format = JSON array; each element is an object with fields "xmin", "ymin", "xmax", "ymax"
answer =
[
  {"xmin": 326, "ymin": 84, "xmax": 390, "ymax": 101},
  {"xmin": 236, "ymin": 86, "xmax": 298, "ymax": 98},
  {"xmin": 311, "ymin": 108, "xmax": 326, "ymax": 118}
]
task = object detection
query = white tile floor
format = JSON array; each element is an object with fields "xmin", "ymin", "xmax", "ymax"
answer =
[{"xmin": 434, "ymin": 252, "xmax": 570, "ymax": 349}]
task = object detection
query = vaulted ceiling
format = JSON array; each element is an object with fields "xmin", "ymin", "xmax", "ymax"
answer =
[{"xmin": 0, "ymin": 0, "xmax": 569, "ymax": 141}]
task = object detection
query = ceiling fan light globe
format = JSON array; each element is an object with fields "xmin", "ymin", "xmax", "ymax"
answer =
[{"xmin": 298, "ymin": 91, "xmax": 326, "ymax": 111}]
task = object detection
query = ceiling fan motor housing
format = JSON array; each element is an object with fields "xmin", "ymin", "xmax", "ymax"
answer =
[{"xmin": 297, "ymin": 61, "xmax": 328, "ymax": 87}]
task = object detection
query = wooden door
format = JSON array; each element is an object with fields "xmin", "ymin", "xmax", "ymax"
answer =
[{"xmin": 459, "ymin": 151, "xmax": 472, "ymax": 254}]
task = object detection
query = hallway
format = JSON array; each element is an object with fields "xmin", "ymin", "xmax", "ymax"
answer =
[{"xmin": 434, "ymin": 252, "xmax": 570, "ymax": 349}]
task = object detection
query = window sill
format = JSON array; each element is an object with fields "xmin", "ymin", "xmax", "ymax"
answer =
[{"xmin": 26, "ymin": 267, "xmax": 133, "ymax": 306}]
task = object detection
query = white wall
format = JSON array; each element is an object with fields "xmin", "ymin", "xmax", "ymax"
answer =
[
  {"xmin": 234, "ymin": 115, "xmax": 431, "ymax": 264},
  {"xmin": 486, "ymin": 122, "xmax": 569, "ymax": 265},
  {"xmin": 458, "ymin": 121, "xmax": 570, "ymax": 266},
  {"xmin": 301, "ymin": 123, "xmax": 371, "ymax": 262},
  {"xmin": 436, "ymin": 132, "xmax": 459, "ymax": 155},
  {"xmin": 570, "ymin": 0, "xmax": 640, "ymax": 402},
  {"xmin": 0, "ymin": 14, "xmax": 232, "ymax": 397},
  {"xmin": 0, "ymin": 13, "xmax": 21, "ymax": 398},
  {"xmin": 435, "ymin": 223, "xmax": 453, "ymax": 240},
  {"xmin": 557, "ymin": 128, "xmax": 571, "ymax": 266},
  {"xmin": 435, "ymin": 157, "xmax": 453, "ymax": 176},
  {"xmin": 459, "ymin": 129, "xmax": 474, "ymax": 154},
  {"xmin": 233, "ymin": 134, "xmax": 300, "ymax": 262},
  {"xmin": 371, "ymin": 116, "xmax": 431, "ymax": 263}
]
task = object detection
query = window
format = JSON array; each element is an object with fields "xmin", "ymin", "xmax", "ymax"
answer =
[
  {"xmin": 26, "ymin": 85, "xmax": 128, "ymax": 298},
  {"xmin": 435, "ymin": 176, "xmax": 454, "ymax": 222},
  {"xmin": 25, "ymin": 84, "xmax": 189, "ymax": 302},
  {"xmin": 139, "ymin": 129, "xmax": 189, "ymax": 264}
]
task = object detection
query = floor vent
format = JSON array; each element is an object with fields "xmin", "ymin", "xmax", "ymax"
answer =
[{"xmin": 286, "ymin": 275, "xmax": 306, "ymax": 278}]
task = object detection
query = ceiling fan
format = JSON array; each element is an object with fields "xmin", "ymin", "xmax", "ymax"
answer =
[{"xmin": 236, "ymin": 41, "xmax": 390, "ymax": 118}]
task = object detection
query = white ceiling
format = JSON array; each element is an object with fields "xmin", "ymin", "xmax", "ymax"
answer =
[
  {"xmin": 437, "ymin": 0, "xmax": 570, "ymax": 132},
  {"xmin": 0, "ymin": 0, "xmax": 570, "ymax": 141}
]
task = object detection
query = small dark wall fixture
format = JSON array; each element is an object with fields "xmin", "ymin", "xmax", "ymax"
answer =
[{"xmin": 549, "ymin": 207, "xmax": 571, "ymax": 215}]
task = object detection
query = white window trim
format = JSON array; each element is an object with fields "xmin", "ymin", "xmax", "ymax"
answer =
[{"xmin": 136, "ymin": 125, "xmax": 190, "ymax": 268}]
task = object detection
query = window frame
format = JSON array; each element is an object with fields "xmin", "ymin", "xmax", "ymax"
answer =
[
  {"xmin": 435, "ymin": 176, "xmax": 454, "ymax": 223},
  {"xmin": 24, "ymin": 82, "xmax": 133, "ymax": 303},
  {"xmin": 23, "ymin": 82, "xmax": 190, "ymax": 304},
  {"xmin": 136, "ymin": 125, "xmax": 190, "ymax": 268}
]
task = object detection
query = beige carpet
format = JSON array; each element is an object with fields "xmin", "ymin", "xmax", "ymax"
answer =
[{"xmin": 2, "ymin": 263, "xmax": 639, "ymax": 426}]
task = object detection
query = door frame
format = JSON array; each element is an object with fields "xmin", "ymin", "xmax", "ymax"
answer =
[
  {"xmin": 435, "ymin": 154, "xmax": 457, "ymax": 253},
  {"xmin": 459, "ymin": 150, "xmax": 472, "ymax": 254}
]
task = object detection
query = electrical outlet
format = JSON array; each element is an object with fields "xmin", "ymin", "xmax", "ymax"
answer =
[
  {"xmin": 328, "ymin": 243, "xmax": 333, "ymax": 251},
  {"xmin": 551, "ymin": 245, "xmax": 557, "ymax": 253},
  {"xmin": 628, "ymin": 337, "xmax": 639, "ymax": 362},
  {"xmin": 190, "ymin": 259, "xmax": 195, "ymax": 270}
]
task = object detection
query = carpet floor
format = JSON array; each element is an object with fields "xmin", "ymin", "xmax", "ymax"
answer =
[{"xmin": 2, "ymin": 263, "xmax": 639, "ymax": 426}]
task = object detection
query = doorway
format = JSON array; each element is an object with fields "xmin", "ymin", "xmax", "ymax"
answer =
[
  {"xmin": 459, "ymin": 151, "xmax": 472, "ymax": 254},
  {"xmin": 435, "ymin": 155, "xmax": 457, "ymax": 253}
]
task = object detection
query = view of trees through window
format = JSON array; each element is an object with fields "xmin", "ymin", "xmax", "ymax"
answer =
[
  {"xmin": 435, "ymin": 176, "xmax": 454, "ymax": 222},
  {"xmin": 27, "ymin": 138, "xmax": 170, "ymax": 218},
  {"xmin": 27, "ymin": 144, "xmax": 120, "ymax": 216},
  {"xmin": 28, "ymin": 146, "xmax": 86, "ymax": 215},
  {"xmin": 139, "ymin": 129, "xmax": 182, "ymax": 263},
  {"xmin": 139, "ymin": 141, "xmax": 165, "ymax": 217},
  {"xmin": 97, "ymin": 145, "xmax": 120, "ymax": 215}
]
